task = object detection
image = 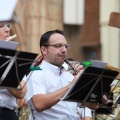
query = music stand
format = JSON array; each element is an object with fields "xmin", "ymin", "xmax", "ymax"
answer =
[
  {"xmin": 61, "ymin": 66, "xmax": 119, "ymax": 108},
  {"xmin": 0, "ymin": 47, "xmax": 38, "ymax": 89}
]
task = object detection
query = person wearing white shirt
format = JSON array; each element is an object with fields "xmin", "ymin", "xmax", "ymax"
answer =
[
  {"xmin": 25, "ymin": 30, "xmax": 92, "ymax": 120},
  {"xmin": 0, "ymin": 22, "xmax": 27, "ymax": 120}
]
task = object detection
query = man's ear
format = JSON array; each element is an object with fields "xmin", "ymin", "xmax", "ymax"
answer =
[{"xmin": 40, "ymin": 46, "xmax": 47, "ymax": 55}]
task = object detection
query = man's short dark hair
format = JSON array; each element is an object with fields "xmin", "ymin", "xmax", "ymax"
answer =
[{"xmin": 40, "ymin": 30, "xmax": 64, "ymax": 48}]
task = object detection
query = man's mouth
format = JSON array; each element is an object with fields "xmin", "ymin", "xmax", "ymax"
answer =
[{"xmin": 58, "ymin": 54, "xmax": 66, "ymax": 59}]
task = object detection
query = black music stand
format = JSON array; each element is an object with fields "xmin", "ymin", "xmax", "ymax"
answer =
[
  {"xmin": 61, "ymin": 66, "xmax": 119, "ymax": 108},
  {"xmin": 0, "ymin": 48, "xmax": 38, "ymax": 89},
  {"xmin": 95, "ymin": 93, "xmax": 114, "ymax": 114}
]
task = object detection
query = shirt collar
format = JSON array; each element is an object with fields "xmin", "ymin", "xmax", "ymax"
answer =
[{"xmin": 41, "ymin": 60, "xmax": 65, "ymax": 75}]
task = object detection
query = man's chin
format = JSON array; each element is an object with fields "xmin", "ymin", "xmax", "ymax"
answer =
[{"xmin": 57, "ymin": 61, "xmax": 64, "ymax": 67}]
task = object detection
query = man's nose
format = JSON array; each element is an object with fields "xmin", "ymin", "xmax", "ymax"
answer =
[{"xmin": 61, "ymin": 46, "xmax": 67, "ymax": 52}]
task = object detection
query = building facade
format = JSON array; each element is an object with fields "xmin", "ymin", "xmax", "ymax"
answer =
[{"xmin": 12, "ymin": 0, "xmax": 120, "ymax": 119}]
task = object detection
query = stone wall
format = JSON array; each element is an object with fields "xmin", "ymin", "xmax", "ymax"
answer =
[{"xmin": 12, "ymin": 0, "xmax": 63, "ymax": 56}]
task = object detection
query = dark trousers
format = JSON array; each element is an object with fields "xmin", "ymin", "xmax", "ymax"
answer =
[{"xmin": 0, "ymin": 108, "xmax": 18, "ymax": 120}]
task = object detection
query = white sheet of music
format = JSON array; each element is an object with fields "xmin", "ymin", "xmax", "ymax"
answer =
[
  {"xmin": 0, "ymin": 40, "xmax": 19, "ymax": 50},
  {"xmin": 0, "ymin": 0, "xmax": 18, "ymax": 21},
  {"xmin": 91, "ymin": 60, "xmax": 107, "ymax": 68}
]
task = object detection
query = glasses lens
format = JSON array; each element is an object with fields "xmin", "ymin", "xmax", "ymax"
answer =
[
  {"xmin": 54, "ymin": 44, "xmax": 70, "ymax": 49},
  {"xmin": 7, "ymin": 23, "xmax": 12, "ymax": 29},
  {"xmin": 0, "ymin": 23, "xmax": 12, "ymax": 30},
  {"xmin": 44, "ymin": 44, "xmax": 70, "ymax": 49},
  {"xmin": 65, "ymin": 45, "xmax": 70, "ymax": 49},
  {"xmin": 0, "ymin": 23, "xmax": 4, "ymax": 28}
]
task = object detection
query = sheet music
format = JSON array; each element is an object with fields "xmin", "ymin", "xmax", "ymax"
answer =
[
  {"xmin": 91, "ymin": 60, "xmax": 107, "ymax": 68},
  {"xmin": 0, "ymin": 0, "xmax": 18, "ymax": 21},
  {"xmin": 0, "ymin": 40, "xmax": 19, "ymax": 50}
]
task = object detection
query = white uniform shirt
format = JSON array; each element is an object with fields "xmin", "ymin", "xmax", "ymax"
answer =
[
  {"xmin": 0, "ymin": 89, "xmax": 17, "ymax": 110},
  {"xmin": 77, "ymin": 107, "xmax": 92, "ymax": 119},
  {"xmin": 0, "ymin": 77, "xmax": 27, "ymax": 110},
  {"xmin": 26, "ymin": 60, "xmax": 92, "ymax": 120}
]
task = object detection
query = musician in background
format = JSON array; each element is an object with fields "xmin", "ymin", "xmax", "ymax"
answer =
[
  {"xmin": 0, "ymin": 22, "xmax": 12, "ymax": 40},
  {"xmin": 25, "ymin": 30, "xmax": 92, "ymax": 120},
  {"xmin": 0, "ymin": 22, "xmax": 27, "ymax": 120}
]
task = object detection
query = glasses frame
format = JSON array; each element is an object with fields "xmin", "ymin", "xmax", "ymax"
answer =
[
  {"xmin": 0, "ymin": 23, "xmax": 12, "ymax": 30},
  {"xmin": 43, "ymin": 44, "xmax": 71, "ymax": 49}
]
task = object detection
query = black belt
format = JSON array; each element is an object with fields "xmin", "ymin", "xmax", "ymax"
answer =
[{"xmin": 0, "ymin": 107, "xmax": 15, "ymax": 111}]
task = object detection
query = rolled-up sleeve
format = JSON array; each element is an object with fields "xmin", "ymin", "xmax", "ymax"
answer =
[{"xmin": 25, "ymin": 70, "xmax": 46, "ymax": 102}]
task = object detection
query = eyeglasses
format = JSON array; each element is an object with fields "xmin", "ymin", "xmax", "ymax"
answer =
[
  {"xmin": 44, "ymin": 44, "xmax": 70, "ymax": 49},
  {"xmin": 0, "ymin": 23, "xmax": 12, "ymax": 30}
]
